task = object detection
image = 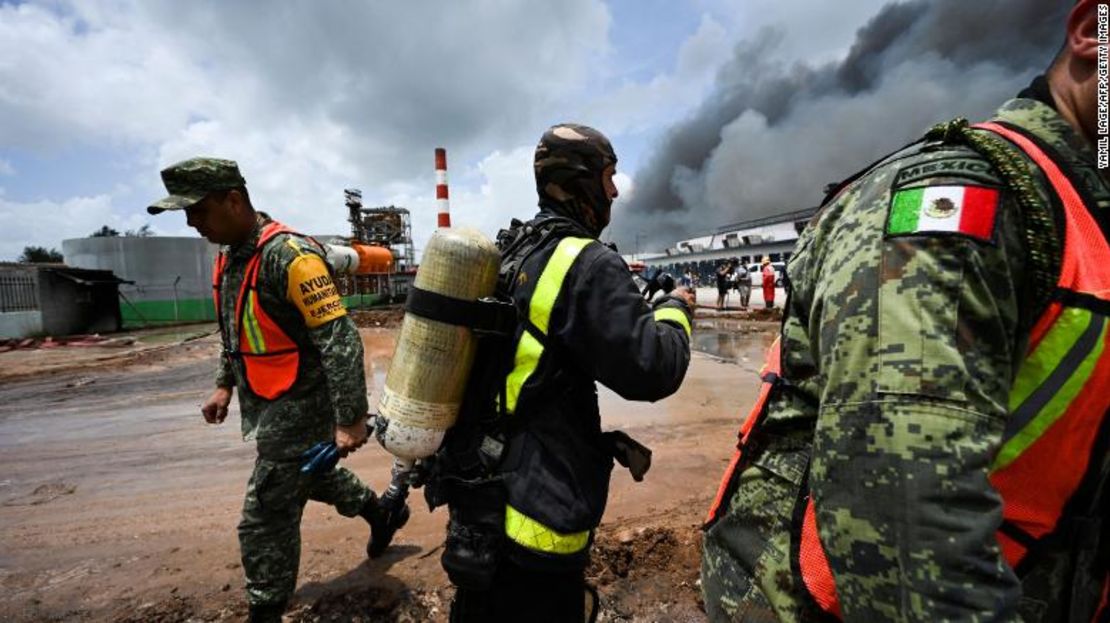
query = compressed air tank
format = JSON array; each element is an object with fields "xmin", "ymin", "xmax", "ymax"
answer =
[{"xmin": 377, "ymin": 227, "xmax": 501, "ymax": 460}]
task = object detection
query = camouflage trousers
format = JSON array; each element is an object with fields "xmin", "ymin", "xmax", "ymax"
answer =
[
  {"xmin": 701, "ymin": 439, "xmax": 822, "ymax": 622},
  {"xmin": 238, "ymin": 456, "xmax": 374, "ymax": 607},
  {"xmin": 737, "ymin": 284, "xmax": 751, "ymax": 308}
]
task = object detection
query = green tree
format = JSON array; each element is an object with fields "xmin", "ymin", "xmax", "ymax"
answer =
[
  {"xmin": 123, "ymin": 224, "xmax": 154, "ymax": 237},
  {"xmin": 90, "ymin": 225, "xmax": 120, "ymax": 237},
  {"xmin": 17, "ymin": 246, "xmax": 63, "ymax": 263}
]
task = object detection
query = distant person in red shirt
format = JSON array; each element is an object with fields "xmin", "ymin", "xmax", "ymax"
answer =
[{"xmin": 761, "ymin": 257, "xmax": 776, "ymax": 309}]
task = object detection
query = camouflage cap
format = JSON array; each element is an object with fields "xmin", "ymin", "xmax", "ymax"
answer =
[{"xmin": 147, "ymin": 157, "xmax": 246, "ymax": 215}]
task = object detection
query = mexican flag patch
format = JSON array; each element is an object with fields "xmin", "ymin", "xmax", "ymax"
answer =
[{"xmin": 887, "ymin": 185, "xmax": 1000, "ymax": 242}]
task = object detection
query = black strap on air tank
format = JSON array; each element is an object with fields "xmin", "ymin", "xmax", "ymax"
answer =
[
  {"xmin": 405, "ymin": 215, "xmax": 584, "ymax": 336},
  {"xmin": 405, "ymin": 286, "xmax": 517, "ymax": 337}
]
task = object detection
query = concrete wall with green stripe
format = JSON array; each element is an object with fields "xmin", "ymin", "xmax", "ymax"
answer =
[
  {"xmin": 63, "ymin": 237, "xmax": 388, "ymax": 329},
  {"xmin": 119, "ymin": 297, "xmax": 217, "ymax": 326},
  {"xmin": 342, "ymin": 293, "xmax": 385, "ymax": 309}
]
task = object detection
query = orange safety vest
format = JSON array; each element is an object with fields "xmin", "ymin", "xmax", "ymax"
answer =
[
  {"xmin": 704, "ymin": 335, "xmax": 782, "ymax": 525},
  {"xmin": 706, "ymin": 122, "xmax": 1110, "ymax": 620},
  {"xmin": 212, "ymin": 221, "xmax": 303, "ymax": 400}
]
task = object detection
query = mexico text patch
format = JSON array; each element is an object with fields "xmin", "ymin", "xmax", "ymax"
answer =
[
  {"xmin": 287, "ymin": 255, "xmax": 346, "ymax": 328},
  {"xmin": 886, "ymin": 185, "xmax": 999, "ymax": 243}
]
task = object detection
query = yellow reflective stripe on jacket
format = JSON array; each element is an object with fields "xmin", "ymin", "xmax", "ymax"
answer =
[
  {"xmin": 242, "ymin": 290, "xmax": 267, "ymax": 353},
  {"xmin": 993, "ymin": 307, "xmax": 1107, "ymax": 471},
  {"xmin": 653, "ymin": 306, "xmax": 691, "ymax": 337},
  {"xmin": 504, "ymin": 331, "xmax": 543, "ymax": 415},
  {"xmin": 504, "ymin": 504, "xmax": 590, "ymax": 555},
  {"xmin": 1007, "ymin": 307, "xmax": 1093, "ymax": 411},
  {"xmin": 502, "ymin": 236, "xmax": 593, "ymax": 414},
  {"xmin": 529, "ymin": 237, "xmax": 593, "ymax": 334},
  {"xmin": 284, "ymin": 238, "xmax": 308, "ymax": 255}
]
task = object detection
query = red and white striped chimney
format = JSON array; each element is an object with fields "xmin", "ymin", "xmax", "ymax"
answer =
[{"xmin": 435, "ymin": 147, "xmax": 451, "ymax": 228}]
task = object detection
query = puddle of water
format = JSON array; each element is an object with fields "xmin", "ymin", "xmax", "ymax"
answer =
[
  {"xmin": 129, "ymin": 323, "xmax": 218, "ymax": 345},
  {"xmin": 691, "ymin": 323, "xmax": 777, "ymax": 365},
  {"xmin": 360, "ymin": 329, "xmax": 398, "ymax": 401},
  {"xmin": 138, "ymin": 331, "xmax": 203, "ymax": 345}
]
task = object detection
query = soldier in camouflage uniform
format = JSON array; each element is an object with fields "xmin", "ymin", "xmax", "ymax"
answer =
[
  {"xmin": 702, "ymin": 2, "xmax": 1110, "ymax": 621},
  {"xmin": 148, "ymin": 158, "xmax": 408, "ymax": 623}
]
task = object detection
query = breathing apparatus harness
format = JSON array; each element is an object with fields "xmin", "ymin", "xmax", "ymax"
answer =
[{"xmin": 418, "ymin": 214, "xmax": 589, "ymax": 502}]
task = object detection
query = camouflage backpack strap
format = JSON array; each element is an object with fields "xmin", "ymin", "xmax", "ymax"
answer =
[{"xmin": 926, "ymin": 117, "xmax": 1061, "ymax": 326}]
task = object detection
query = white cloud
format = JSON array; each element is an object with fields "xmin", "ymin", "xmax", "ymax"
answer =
[
  {"xmin": 149, "ymin": 115, "xmax": 362, "ymax": 239},
  {"xmin": 0, "ymin": 194, "xmax": 119, "ymax": 259},
  {"xmin": 376, "ymin": 145, "xmax": 538, "ymax": 255},
  {"xmin": 0, "ymin": 1, "xmax": 612, "ymax": 166},
  {"xmin": 0, "ymin": 0, "xmax": 627, "ymax": 256},
  {"xmin": 14, "ymin": 1, "xmax": 885, "ymax": 259},
  {"xmin": 0, "ymin": 159, "xmax": 13, "ymax": 176},
  {"xmin": 384, "ymin": 149, "xmax": 638, "ymax": 255},
  {"xmin": 587, "ymin": 13, "xmax": 729, "ymax": 135},
  {"xmin": 0, "ymin": 2, "xmax": 210, "ymax": 150},
  {"xmin": 613, "ymin": 171, "xmax": 633, "ymax": 202},
  {"xmin": 707, "ymin": 0, "xmax": 894, "ymax": 65}
]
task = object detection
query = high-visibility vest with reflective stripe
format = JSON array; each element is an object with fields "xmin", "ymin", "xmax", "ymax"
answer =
[
  {"xmin": 500, "ymin": 236, "xmax": 693, "ymax": 556},
  {"xmin": 499, "ymin": 235, "xmax": 595, "ymax": 555},
  {"xmin": 795, "ymin": 122, "xmax": 1110, "ymax": 618},
  {"xmin": 704, "ymin": 335, "xmax": 782, "ymax": 527},
  {"xmin": 505, "ymin": 504, "xmax": 591, "ymax": 555},
  {"xmin": 654, "ymin": 306, "xmax": 692, "ymax": 337},
  {"xmin": 502, "ymin": 236, "xmax": 594, "ymax": 415},
  {"xmin": 213, "ymin": 221, "xmax": 303, "ymax": 400}
]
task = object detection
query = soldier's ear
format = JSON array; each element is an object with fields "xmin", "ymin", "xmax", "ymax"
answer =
[
  {"xmin": 226, "ymin": 189, "xmax": 251, "ymax": 217},
  {"xmin": 1066, "ymin": 0, "xmax": 1100, "ymax": 62}
]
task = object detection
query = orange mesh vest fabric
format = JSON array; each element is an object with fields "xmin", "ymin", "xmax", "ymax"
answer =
[
  {"xmin": 212, "ymin": 221, "xmax": 302, "ymax": 400},
  {"xmin": 798, "ymin": 121, "xmax": 1110, "ymax": 618}
]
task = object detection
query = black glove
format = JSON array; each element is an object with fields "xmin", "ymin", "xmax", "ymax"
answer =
[
  {"xmin": 658, "ymin": 272, "xmax": 675, "ymax": 294},
  {"xmin": 604, "ymin": 430, "xmax": 652, "ymax": 482}
]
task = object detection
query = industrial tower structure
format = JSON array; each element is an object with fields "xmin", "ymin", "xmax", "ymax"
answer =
[{"xmin": 339, "ymin": 188, "xmax": 415, "ymax": 302}]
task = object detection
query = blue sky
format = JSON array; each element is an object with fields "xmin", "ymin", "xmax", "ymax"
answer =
[{"xmin": 0, "ymin": 0, "xmax": 892, "ymax": 259}]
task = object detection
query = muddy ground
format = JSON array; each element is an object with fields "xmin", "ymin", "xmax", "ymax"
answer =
[{"xmin": 0, "ymin": 312, "xmax": 775, "ymax": 622}]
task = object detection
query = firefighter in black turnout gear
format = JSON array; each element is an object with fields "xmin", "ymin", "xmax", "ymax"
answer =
[{"xmin": 426, "ymin": 124, "xmax": 695, "ymax": 622}]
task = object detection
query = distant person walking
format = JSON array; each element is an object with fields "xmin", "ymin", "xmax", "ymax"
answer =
[
  {"xmin": 761, "ymin": 257, "xmax": 775, "ymax": 309},
  {"xmin": 734, "ymin": 263, "xmax": 751, "ymax": 309},
  {"xmin": 715, "ymin": 260, "xmax": 733, "ymax": 310}
]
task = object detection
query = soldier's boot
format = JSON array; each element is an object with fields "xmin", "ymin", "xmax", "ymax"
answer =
[
  {"xmin": 248, "ymin": 602, "xmax": 285, "ymax": 623},
  {"xmin": 360, "ymin": 491, "xmax": 411, "ymax": 559}
]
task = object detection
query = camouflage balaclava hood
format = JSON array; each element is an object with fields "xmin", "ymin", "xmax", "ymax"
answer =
[{"xmin": 533, "ymin": 123, "xmax": 617, "ymax": 236}]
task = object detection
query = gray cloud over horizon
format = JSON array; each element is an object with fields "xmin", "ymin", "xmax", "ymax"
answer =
[
  {"xmin": 613, "ymin": 0, "xmax": 1071, "ymax": 249},
  {"xmin": 0, "ymin": 0, "xmax": 613, "ymax": 258}
]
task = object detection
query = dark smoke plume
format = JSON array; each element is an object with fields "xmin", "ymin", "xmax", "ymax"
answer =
[{"xmin": 613, "ymin": 0, "xmax": 1070, "ymax": 249}]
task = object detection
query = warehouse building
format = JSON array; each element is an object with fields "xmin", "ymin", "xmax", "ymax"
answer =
[
  {"xmin": 0, "ymin": 263, "xmax": 122, "ymax": 338},
  {"xmin": 637, "ymin": 208, "xmax": 816, "ymax": 284}
]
